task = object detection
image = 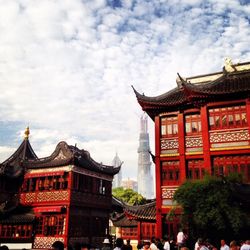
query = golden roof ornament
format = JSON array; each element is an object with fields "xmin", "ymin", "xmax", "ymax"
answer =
[
  {"xmin": 224, "ymin": 57, "xmax": 235, "ymax": 72},
  {"xmin": 24, "ymin": 126, "xmax": 30, "ymax": 139}
]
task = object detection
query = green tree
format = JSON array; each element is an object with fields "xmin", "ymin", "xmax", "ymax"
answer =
[
  {"xmin": 172, "ymin": 174, "xmax": 250, "ymax": 243},
  {"xmin": 112, "ymin": 187, "xmax": 147, "ymax": 205}
]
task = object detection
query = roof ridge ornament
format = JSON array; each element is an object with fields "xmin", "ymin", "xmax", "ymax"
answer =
[
  {"xmin": 224, "ymin": 57, "xmax": 236, "ymax": 73},
  {"xmin": 176, "ymin": 73, "xmax": 187, "ymax": 88},
  {"xmin": 24, "ymin": 127, "xmax": 30, "ymax": 139}
]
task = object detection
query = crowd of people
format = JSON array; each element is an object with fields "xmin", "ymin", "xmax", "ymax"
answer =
[
  {"xmin": 133, "ymin": 236, "xmax": 250, "ymax": 250},
  {"xmin": 0, "ymin": 237, "xmax": 249, "ymax": 250},
  {"xmin": 134, "ymin": 237, "xmax": 250, "ymax": 250}
]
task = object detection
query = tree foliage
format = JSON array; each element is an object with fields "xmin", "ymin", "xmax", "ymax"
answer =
[
  {"xmin": 112, "ymin": 187, "xmax": 147, "ymax": 205},
  {"xmin": 172, "ymin": 174, "xmax": 250, "ymax": 242}
]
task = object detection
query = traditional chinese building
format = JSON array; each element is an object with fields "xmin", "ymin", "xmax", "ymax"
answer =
[
  {"xmin": 0, "ymin": 128, "xmax": 120, "ymax": 249},
  {"xmin": 133, "ymin": 59, "xmax": 250, "ymax": 238},
  {"xmin": 111, "ymin": 197, "xmax": 156, "ymax": 242}
]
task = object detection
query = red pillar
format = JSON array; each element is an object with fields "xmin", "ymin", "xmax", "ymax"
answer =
[
  {"xmin": 178, "ymin": 113, "xmax": 186, "ymax": 183},
  {"xmin": 200, "ymin": 105, "xmax": 211, "ymax": 173},
  {"xmin": 155, "ymin": 116, "xmax": 162, "ymax": 238},
  {"xmin": 246, "ymin": 98, "xmax": 250, "ymax": 134},
  {"xmin": 137, "ymin": 221, "xmax": 142, "ymax": 242}
]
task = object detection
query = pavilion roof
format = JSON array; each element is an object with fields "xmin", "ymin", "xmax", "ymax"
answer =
[
  {"xmin": 133, "ymin": 60, "xmax": 250, "ymax": 120},
  {"xmin": 123, "ymin": 200, "xmax": 156, "ymax": 221},
  {"xmin": 1, "ymin": 128, "xmax": 120, "ymax": 176},
  {"xmin": 111, "ymin": 213, "xmax": 137, "ymax": 227},
  {"xmin": 25, "ymin": 141, "xmax": 121, "ymax": 175},
  {"xmin": 0, "ymin": 130, "xmax": 38, "ymax": 178}
]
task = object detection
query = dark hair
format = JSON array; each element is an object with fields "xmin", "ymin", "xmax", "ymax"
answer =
[
  {"xmin": 52, "ymin": 241, "xmax": 64, "ymax": 250},
  {"xmin": 0, "ymin": 246, "xmax": 9, "ymax": 250},
  {"xmin": 116, "ymin": 238, "xmax": 124, "ymax": 248}
]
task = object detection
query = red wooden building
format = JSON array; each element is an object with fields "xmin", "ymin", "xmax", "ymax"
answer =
[
  {"xmin": 0, "ymin": 128, "xmax": 120, "ymax": 249},
  {"xmin": 133, "ymin": 60, "xmax": 250, "ymax": 238}
]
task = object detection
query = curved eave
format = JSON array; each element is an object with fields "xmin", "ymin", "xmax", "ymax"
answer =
[
  {"xmin": 183, "ymin": 71, "xmax": 250, "ymax": 96},
  {"xmin": 132, "ymin": 85, "xmax": 190, "ymax": 119},
  {"xmin": 1, "ymin": 139, "xmax": 38, "ymax": 166},
  {"xmin": 111, "ymin": 213, "xmax": 137, "ymax": 227},
  {"xmin": 26, "ymin": 141, "xmax": 120, "ymax": 175},
  {"xmin": 0, "ymin": 139, "xmax": 37, "ymax": 177},
  {"xmin": 26, "ymin": 141, "xmax": 74, "ymax": 169},
  {"xmin": 123, "ymin": 201, "xmax": 156, "ymax": 221},
  {"xmin": 77, "ymin": 154, "xmax": 121, "ymax": 176},
  {"xmin": 132, "ymin": 85, "xmax": 186, "ymax": 106}
]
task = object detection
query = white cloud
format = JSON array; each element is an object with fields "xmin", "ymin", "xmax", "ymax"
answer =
[{"xmin": 0, "ymin": 0, "xmax": 250, "ymax": 180}]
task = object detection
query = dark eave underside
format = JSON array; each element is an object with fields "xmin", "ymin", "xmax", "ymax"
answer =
[{"xmin": 0, "ymin": 213, "xmax": 35, "ymax": 224}]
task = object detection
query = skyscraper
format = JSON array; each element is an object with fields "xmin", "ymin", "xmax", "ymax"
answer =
[
  {"xmin": 112, "ymin": 153, "xmax": 122, "ymax": 188},
  {"xmin": 137, "ymin": 113, "xmax": 154, "ymax": 199}
]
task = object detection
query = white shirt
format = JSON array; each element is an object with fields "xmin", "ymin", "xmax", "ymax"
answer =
[
  {"xmin": 221, "ymin": 245, "xmax": 229, "ymax": 250},
  {"xmin": 150, "ymin": 243, "xmax": 158, "ymax": 250},
  {"xmin": 164, "ymin": 241, "xmax": 170, "ymax": 250},
  {"xmin": 240, "ymin": 244, "xmax": 250, "ymax": 250},
  {"xmin": 177, "ymin": 231, "xmax": 184, "ymax": 244}
]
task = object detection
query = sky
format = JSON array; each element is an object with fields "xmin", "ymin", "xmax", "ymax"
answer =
[{"xmin": 0, "ymin": 0, "xmax": 250, "ymax": 180}]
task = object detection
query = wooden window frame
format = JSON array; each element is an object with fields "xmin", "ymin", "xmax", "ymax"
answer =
[
  {"xmin": 185, "ymin": 114, "xmax": 202, "ymax": 135},
  {"xmin": 187, "ymin": 160, "xmax": 205, "ymax": 180},
  {"xmin": 213, "ymin": 155, "xmax": 250, "ymax": 182},
  {"xmin": 36, "ymin": 215, "xmax": 66, "ymax": 237},
  {"xmin": 161, "ymin": 161, "xmax": 180, "ymax": 185},
  {"xmin": 209, "ymin": 105, "xmax": 247, "ymax": 130},
  {"xmin": 161, "ymin": 116, "xmax": 178, "ymax": 138}
]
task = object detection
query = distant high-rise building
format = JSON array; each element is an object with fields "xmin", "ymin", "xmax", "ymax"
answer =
[
  {"xmin": 112, "ymin": 153, "xmax": 122, "ymax": 188},
  {"xmin": 137, "ymin": 114, "xmax": 154, "ymax": 199},
  {"xmin": 121, "ymin": 178, "xmax": 138, "ymax": 192}
]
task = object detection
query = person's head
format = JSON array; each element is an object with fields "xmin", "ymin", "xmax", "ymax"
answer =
[
  {"xmin": 197, "ymin": 238, "xmax": 204, "ymax": 246},
  {"xmin": 221, "ymin": 240, "xmax": 226, "ymax": 247},
  {"xmin": 80, "ymin": 243, "xmax": 89, "ymax": 250},
  {"xmin": 127, "ymin": 239, "xmax": 131, "ymax": 245},
  {"xmin": 143, "ymin": 241, "xmax": 150, "ymax": 249},
  {"xmin": 0, "ymin": 246, "xmax": 9, "ymax": 250},
  {"xmin": 230, "ymin": 241, "xmax": 237, "ymax": 248},
  {"xmin": 151, "ymin": 237, "xmax": 156, "ymax": 244},
  {"xmin": 164, "ymin": 236, "xmax": 169, "ymax": 241},
  {"xmin": 205, "ymin": 239, "xmax": 212, "ymax": 247},
  {"xmin": 52, "ymin": 241, "xmax": 64, "ymax": 250},
  {"xmin": 116, "ymin": 238, "xmax": 124, "ymax": 248}
]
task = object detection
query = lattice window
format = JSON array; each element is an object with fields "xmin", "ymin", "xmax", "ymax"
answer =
[
  {"xmin": 36, "ymin": 217, "xmax": 43, "ymax": 234},
  {"xmin": 162, "ymin": 161, "xmax": 180, "ymax": 185},
  {"xmin": 0, "ymin": 224, "xmax": 32, "ymax": 238},
  {"xmin": 187, "ymin": 160, "xmax": 205, "ymax": 180},
  {"xmin": 22, "ymin": 173, "xmax": 69, "ymax": 193},
  {"xmin": 161, "ymin": 116, "xmax": 178, "ymax": 137},
  {"xmin": 212, "ymin": 155, "xmax": 250, "ymax": 182},
  {"xmin": 36, "ymin": 215, "xmax": 66, "ymax": 237},
  {"xmin": 185, "ymin": 114, "xmax": 201, "ymax": 135},
  {"xmin": 209, "ymin": 105, "xmax": 247, "ymax": 130}
]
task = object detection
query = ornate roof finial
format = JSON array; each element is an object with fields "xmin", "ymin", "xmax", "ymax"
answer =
[
  {"xmin": 24, "ymin": 126, "xmax": 30, "ymax": 139},
  {"xmin": 224, "ymin": 57, "xmax": 235, "ymax": 72}
]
